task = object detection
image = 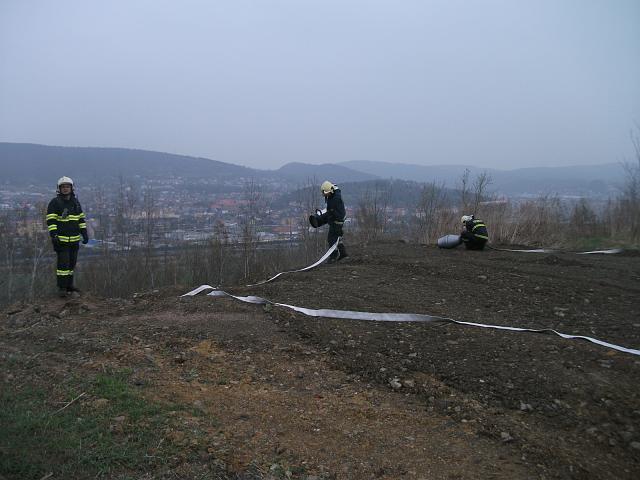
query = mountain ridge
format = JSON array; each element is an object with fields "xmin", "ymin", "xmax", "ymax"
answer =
[
  {"xmin": 0, "ymin": 142, "xmax": 256, "ymax": 184},
  {"xmin": 0, "ymin": 142, "xmax": 625, "ymax": 196},
  {"xmin": 339, "ymin": 160, "xmax": 625, "ymax": 196},
  {"xmin": 0, "ymin": 143, "xmax": 375, "ymax": 187}
]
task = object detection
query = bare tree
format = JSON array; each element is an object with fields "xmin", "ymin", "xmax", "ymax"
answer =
[
  {"xmin": 212, "ymin": 219, "xmax": 229, "ymax": 285},
  {"xmin": 414, "ymin": 181, "xmax": 448, "ymax": 243},
  {"xmin": 458, "ymin": 168, "xmax": 471, "ymax": 212},
  {"xmin": 27, "ymin": 202, "xmax": 49, "ymax": 300},
  {"xmin": 143, "ymin": 185, "xmax": 156, "ymax": 252},
  {"xmin": 569, "ymin": 198, "xmax": 598, "ymax": 240},
  {"xmin": 471, "ymin": 171, "xmax": 493, "ymax": 214},
  {"xmin": 0, "ymin": 210, "xmax": 18, "ymax": 304},
  {"xmin": 294, "ymin": 177, "xmax": 324, "ymax": 263},
  {"xmin": 89, "ymin": 184, "xmax": 109, "ymax": 248},
  {"xmin": 114, "ymin": 175, "xmax": 128, "ymax": 249},
  {"xmin": 239, "ymin": 180, "xmax": 262, "ymax": 280},
  {"xmin": 620, "ymin": 126, "xmax": 640, "ymax": 240},
  {"xmin": 355, "ymin": 181, "xmax": 391, "ymax": 243}
]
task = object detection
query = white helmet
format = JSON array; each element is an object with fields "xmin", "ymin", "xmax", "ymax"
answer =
[
  {"xmin": 321, "ymin": 180, "xmax": 335, "ymax": 195},
  {"xmin": 57, "ymin": 176, "xmax": 74, "ymax": 187},
  {"xmin": 461, "ymin": 214, "xmax": 474, "ymax": 224}
]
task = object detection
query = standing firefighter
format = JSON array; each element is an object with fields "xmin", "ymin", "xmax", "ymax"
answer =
[
  {"xmin": 321, "ymin": 181, "xmax": 348, "ymax": 262},
  {"xmin": 460, "ymin": 214, "xmax": 488, "ymax": 250},
  {"xmin": 46, "ymin": 176, "xmax": 89, "ymax": 297}
]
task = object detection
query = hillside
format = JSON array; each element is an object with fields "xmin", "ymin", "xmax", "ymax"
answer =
[
  {"xmin": 340, "ymin": 160, "xmax": 626, "ymax": 197},
  {"xmin": 0, "ymin": 143, "xmax": 262, "ymax": 185},
  {"xmin": 2, "ymin": 143, "xmax": 626, "ymax": 198},
  {"xmin": 0, "ymin": 143, "xmax": 376, "ymax": 188},
  {"xmin": 2, "ymin": 241, "xmax": 639, "ymax": 479},
  {"xmin": 274, "ymin": 162, "xmax": 378, "ymax": 184},
  {"xmin": 272, "ymin": 178, "xmax": 461, "ymax": 211}
]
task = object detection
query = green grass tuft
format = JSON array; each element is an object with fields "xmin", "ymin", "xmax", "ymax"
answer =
[{"xmin": 0, "ymin": 370, "xmax": 189, "ymax": 479}]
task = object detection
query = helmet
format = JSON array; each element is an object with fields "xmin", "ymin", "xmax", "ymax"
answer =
[
  {"xmin": 57, "ymin": 176, "xmax": 74, "ymax": 187},
  {"xmin": 57, "ymin": 176, "xmax": 74, "ymax": 194},
  {"xmin": 461, "ymin": 214, "xmax": 474, "ymax": 224},
  {"xmin": 321, "ymin": 181, "xmax": 335, "ymax": 195}
]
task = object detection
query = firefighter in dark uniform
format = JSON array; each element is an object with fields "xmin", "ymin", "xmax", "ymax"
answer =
[
  {"xmin": 321, "ymin": 181, "xmax": 348, "ymax": 262},
  {"xmin": 460, "ymin": 214, "xmax": 488, "ymax": 250},
  {"xmin": 46, "ymin": 176, "xmax": 89, "ymax": 297}
]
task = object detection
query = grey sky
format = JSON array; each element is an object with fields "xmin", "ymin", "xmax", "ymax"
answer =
[{"xmin": 1, "ymin": 0, "xmax": 639, "ymax": 170}]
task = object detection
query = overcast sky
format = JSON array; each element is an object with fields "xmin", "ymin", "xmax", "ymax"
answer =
[{"xmin": 1, "ymin": 0, "xmax": 638, "ymax": 170}]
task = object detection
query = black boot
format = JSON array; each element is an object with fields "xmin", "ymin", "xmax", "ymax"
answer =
[
  {"xmin": 67, "ymin": 276, "xmax": 81, "ymax": 296},
  {"xmin": 68, "ymin": 286, "xmax": 81, "ymax": 294},
  {"xmin": 337, "ymin": 244, "xmax": 348, "ymax": 261}
]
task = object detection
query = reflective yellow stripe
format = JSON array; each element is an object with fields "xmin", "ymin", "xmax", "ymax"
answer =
[
  {"xmin": 58, "ymin": 235, "xmax": 81, "ymax": 243},
  {"xmin": 79, "ymin": 223, "xmax": 87, "ymax": 228},
  {"xmin": 48, "ymin": 225, "xmax": 57, "ymax": 231},
  {"xmin": 56, "ymin": 270, "xmax": 72, "ymax": 276},
  {"xmin": 475, "ymin": 234, "xmax": 489, "ymax": 240},
  {"xmin": 472, "ymin": 223, "xmax": 486, "ymax": 231},
  {"xmin": 49, "ymin": 214, "xmax": 84, "ymax": 222}
]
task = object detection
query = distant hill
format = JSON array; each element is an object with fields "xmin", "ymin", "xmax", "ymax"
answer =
[
  {"xmin": 0, "ymin": 143, "xmax": 261, "ymax": 185},
  {"xmin": 1, "ymin": 143, "xmax": 627, "ymax": 198},
  {"xmin": 340, "ymin": 160, "xmax": 626, "ymax": 197},
  {"xmin": 273, "ymin": 178, "xmax": 455, "ymax": 210},
  {"xmin": 275, "ymin": 162, "xmax": 378, "ymax": 184},
  {"xmin": 0, "ymin": 143, "xmax": 377, "ymax": 189}
]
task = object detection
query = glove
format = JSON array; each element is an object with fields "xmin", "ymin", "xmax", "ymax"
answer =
[{"xmin": 81, "ymin": 232, "xmax": 89, "ymax": 245}]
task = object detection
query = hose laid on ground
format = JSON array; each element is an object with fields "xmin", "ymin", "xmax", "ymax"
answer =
[
  {"xmin": 183, "ymin": 241, "xmax": 637, "ymax": 356},
  {"xmin": 245, "ymin": 238, "xmax": 339, "ymax": 287},
  {"xmin": 437, "ymin": 234, "xmax": 623, "ymax": 254},
  {"xmin": 181, "ymin": 286, "xmax": 640, "ymax": 356},
  {"xmin": 488, "ymin": 246, "xmax": 623, "ymax": 254}
]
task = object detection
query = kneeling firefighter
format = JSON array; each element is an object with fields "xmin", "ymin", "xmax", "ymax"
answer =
[
  {"xmin": 460, "ymin": 214, "xmax": 488, "ymax": 250},
  {"xmin": 309, "ymin": 181, "xmax": 348, "ymax": 262},
  {"xmin": 46, "ymin": 176, "xmax": 89, "ymax": 297}
]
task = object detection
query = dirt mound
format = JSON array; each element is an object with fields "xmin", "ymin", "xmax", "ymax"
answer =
[{"xmin": 2, "ymin": 241, "xmax": 640, "ymax": 479}]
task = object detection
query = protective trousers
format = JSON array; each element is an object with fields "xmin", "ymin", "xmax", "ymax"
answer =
[
  {"xmin": 461, "ymin": 232, "xmax": 486, "ymax": 250},
  {"xmin": 328, "ymin": 223, "xmax": 347, "ymax": 259},
  {"xmin": 56, "ymin": 244, "xmax": 79, "ymax": 290}
]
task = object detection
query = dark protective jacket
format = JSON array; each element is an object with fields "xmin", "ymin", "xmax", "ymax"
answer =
[
  {"xmin": 461, "ymin": 218, "xmax": 488, "ymax": 245},
  {"xmin": 324, "ymin": 188, "xmax": 346, "ymax": 224},
  {"xmin": 46, "ymin": 194, "xmax": 88, "ymax": 244}
]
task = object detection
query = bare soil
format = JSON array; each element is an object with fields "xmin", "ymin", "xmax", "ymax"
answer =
[{"xmin": 2, "ymin": 240, "xmax": 640, "ymax": 479}]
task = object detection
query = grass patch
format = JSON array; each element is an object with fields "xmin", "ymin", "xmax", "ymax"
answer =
[
  {"xmin": 0, "ymin": 370, "xmax": 192, "ymax": 479},
  {"xmin": 565, "ymin": 235, "xmax": 638, "ymax": 251}
]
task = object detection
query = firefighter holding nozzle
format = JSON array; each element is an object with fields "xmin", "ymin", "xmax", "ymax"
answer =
[{"xmin": 309, "ymin": 181, "xmax": 348, "ymax": 262}]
